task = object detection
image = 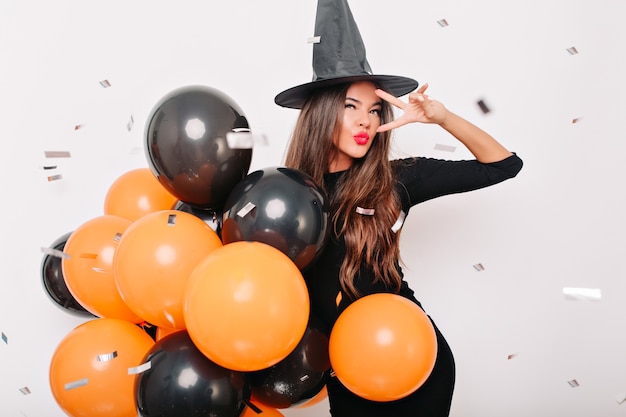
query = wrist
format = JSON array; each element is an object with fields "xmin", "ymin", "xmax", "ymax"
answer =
[{"xmin": 437, "ymin": 109, "xmax": 453, "ymax": 127}]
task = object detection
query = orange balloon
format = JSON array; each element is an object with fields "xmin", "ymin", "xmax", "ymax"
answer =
[
  {"xmin": 328, "ymin": 293, "xmax": 437, "ymax": 402},
  {"xmin": 155, "ymin": 326, "xmax": 182, "ymax": 341},
  {"xmin": 114, "ymin": 210, "xmax": 222, "ymax": 329},
  {"xmin": 49, "ymin": 318, "xmax": 155, "ymax": 417},
  {"xmin": 241, "ymin": 398, "xmax": 285, "ymax": 417},
  {"xmin": 104, "ymin": 168, "xmax": 177, "ymax": 222},
  {"xmin": 62, "ymin": 215, "xmax": 143, "ymax": 323},
  {"xmin": 184, "ymin": 241, "xmax": 310, "ymax": 372}
]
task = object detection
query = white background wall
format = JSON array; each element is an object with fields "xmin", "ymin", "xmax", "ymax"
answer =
[{"xmin": 2, "ymin": 0, "xmax": 626, "ymax": 416}]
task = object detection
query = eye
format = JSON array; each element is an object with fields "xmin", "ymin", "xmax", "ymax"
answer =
[
  {"xmin": 345, "ymin": 103, "xmax": 356, "ymax": 109},
  {"xmin": 370, "ymin": 108, "xmax": 381, "ymax": 116}
]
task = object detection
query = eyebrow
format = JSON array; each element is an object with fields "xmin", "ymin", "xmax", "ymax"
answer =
[{"xmin": 346, "ymin": 97, "xmax": 383, "ymax": 107}]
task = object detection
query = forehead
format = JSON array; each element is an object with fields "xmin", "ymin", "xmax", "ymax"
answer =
[{"xmin": 346, "ymin": 81, "xmax": 379, "ymax": 103}]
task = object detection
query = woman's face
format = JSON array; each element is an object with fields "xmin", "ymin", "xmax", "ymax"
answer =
[{"xmin": 329, "ymin": 81, "xmax": 382, "ymax": 172}]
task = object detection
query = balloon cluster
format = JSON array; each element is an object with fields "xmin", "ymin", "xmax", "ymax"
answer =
[
  {"xmin": 43, "ymin": 85, "xmax": 438, "ymax": 416},
  {"xmin": 45, "ymin": 86, "xmax": 331, "ymax": 417}
]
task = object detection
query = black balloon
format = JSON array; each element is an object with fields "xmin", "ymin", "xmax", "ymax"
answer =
[
  {"xmin": 145, "ymin": 85, "xmax": 253, "ymax": 211},
  {"xmin": 174, "ymin": 200, "xmax": 222, "ymax": 238},
  {"xmin": 40, "ymin": 231, "xmax": 94, "ymax": 317},
  {"xmin": 138, "ymin": 322, "xmax": 158, "ymax": 341},
  {"xmin": 249, "ymin": 315, "xmax": 331, "ymax": 409},
  {"xmin": 221, "ymin": 166, "xmax": 329, "ymax": 270},
  {"xmin": 135, "ymin": 331, "xmax": 250, "ymax": 417}
]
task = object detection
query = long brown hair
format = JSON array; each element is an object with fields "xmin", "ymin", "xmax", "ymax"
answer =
[{"xmin": 284, "ymin": 82, "xmax": 403, "ymax": 299}]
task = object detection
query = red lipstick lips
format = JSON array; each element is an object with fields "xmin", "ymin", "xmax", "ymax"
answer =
[{"xmin": 354, "ymin": 132, "xmax": 370, "ymax": 145}]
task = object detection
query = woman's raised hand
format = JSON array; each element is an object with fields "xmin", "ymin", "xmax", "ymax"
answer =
[{"xmin": 376, "ymin": 83, "xmax": 448, "ymax": 133}]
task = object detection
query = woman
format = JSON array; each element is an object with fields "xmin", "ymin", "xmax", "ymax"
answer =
[
  {"xmin": 274, "ymin": 1, "xmax": 522, "ymax": 415},
  {"xmin": 279, "ymin": 79, "xmax": 522, "ymax": 416}
]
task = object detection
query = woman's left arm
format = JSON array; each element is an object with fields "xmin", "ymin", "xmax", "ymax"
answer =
[{"xmin": 376, "ymin": 83, "xmax": 513, "ymax": 163}]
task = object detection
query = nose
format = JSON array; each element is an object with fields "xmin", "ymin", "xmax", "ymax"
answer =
[{"xmin": 358, "ymin": 111, "xmax": 371, "ymax": 128}]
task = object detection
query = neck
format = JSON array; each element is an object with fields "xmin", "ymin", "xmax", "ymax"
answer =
[{"xmin": 328, "ymin": 156, "xmax": 353, "ymax": 173}]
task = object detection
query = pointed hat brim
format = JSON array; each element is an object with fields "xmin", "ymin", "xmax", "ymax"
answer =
[{"xmin": 274, "ymin": 74, "xmax": 418, "ymax": 109}]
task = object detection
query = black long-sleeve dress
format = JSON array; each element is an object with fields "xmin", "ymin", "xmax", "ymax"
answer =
[{"xmin": 303, "ymin": 153, "xmax": 523, "ymax": 417}]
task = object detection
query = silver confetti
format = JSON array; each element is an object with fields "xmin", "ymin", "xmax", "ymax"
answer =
[
  {"xmin": 473, "ymin": 263, "xmax": 485, "ymax": 271},
  {"xmin": 434, "ymin": 144, "xmax": 456, "ymax": 153},
  {"xmin": 563, "ymin": 287, "xmax": 601, "ymax": 302},
  {"xmin": 19, "ymin": 387, "xmax": 31, "ymax": 395},
  {"xmin": 226, "ymin": 132, "xmax": 254, "ymax": 149},
  {"xmin": 437, "ymin": 19, "xmax": 449, "ymax": 27},
  {"xmin": 40, "ymin": 247, "xmax": 70, "ymax": 259},
  {"xmin": 237, "ymin": 202, "xmax": 256, "ymax": 218},
  {"xmin": 566, "ymin": 46, "xmax": 579, "ymax": 55},
  {"xmin": 126, "ymin": 115, "xmax": 134, "ymax": 131},
  {"xmin": 99, "ymin": 79, "xmax": 111, "ymax": 88},
  {"xmin": 355, "ymin": 207, "xmax": 375, "ymax": 216},
  {"xmin": 226, "ymin": 131, "xmax": 268, "ymax": 149},
  {"xmin": 128, "ymin": 361, "xmax": 152, "ymax": 375},
  {"xmin": 97, "ymin": 351, "xmax": 118, "ymax": 362},
  {"xmin": 391, "ymin": 211, "xmax": 406, "ymax": 233},
  {"xmin": 64, "ymin": 378, "xmax": 88, "ymax": 390},
  {"xmin": 568, "ymin": 379, "xmax": 579, "ymax": 388},
  {"xmin": 44, "ymin": 151, "xmax": 71, "ymax": 158},
  {"xmin": 477, "ymin": 99, "xmax": 491, "ymax": 114}
]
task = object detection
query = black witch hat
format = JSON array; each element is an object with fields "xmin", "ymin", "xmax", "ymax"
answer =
[{"xmin": 274, "ymin": 0, "xmax": 418, "ymax": 109}]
